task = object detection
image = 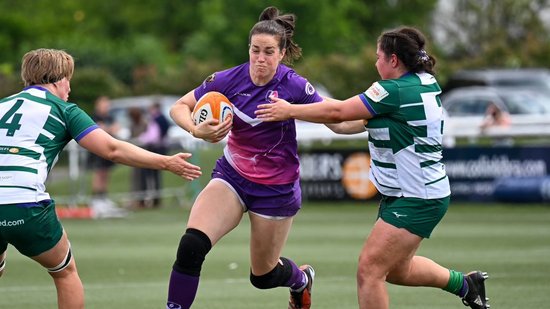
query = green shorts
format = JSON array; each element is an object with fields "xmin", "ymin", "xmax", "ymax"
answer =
[
  {"xmin": 378, "ymin": 195, "xmax": 450, "ymax": 238},
  {"xmin": 0, "ymin": 200, "xmax": 63, "ymax": 257}
]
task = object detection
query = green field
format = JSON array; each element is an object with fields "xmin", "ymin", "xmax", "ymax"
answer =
[{"xmin": 0, "ymin": 202, "xmax": 549, "ymax": 308}]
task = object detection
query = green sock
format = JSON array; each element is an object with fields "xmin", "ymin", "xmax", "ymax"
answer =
[{"xmin": 443, "ymin": 269, "xmax": 464, "ymax": 295}]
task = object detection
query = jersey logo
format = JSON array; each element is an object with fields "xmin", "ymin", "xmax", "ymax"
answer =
[
  {"xmin": 266, "ymin": 90, "xmax": 278, "ymax": 102},
  {"xmin": 305, "ymin": 82, "xmax": 315, "ymax": 95},
  {"xmin": 201, "ymin": 73, "xmax": 216, "ymax": 89},
  {"xmin": 205, "ymin": 73, "xmax": 216, "ymax": 83},
  {"xmin": 365, "ymin": 82, "xmax": 389, "ymax": 102}
]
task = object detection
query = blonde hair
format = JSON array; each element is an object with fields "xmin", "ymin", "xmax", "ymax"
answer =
[{"xmin": 21, "ymin": 48, "xmax": 74, "ymax": 87}]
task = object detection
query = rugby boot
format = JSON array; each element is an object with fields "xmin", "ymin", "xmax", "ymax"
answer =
[
  {"xmin": 288, "ymin": 265, "xmax": 315, "ymax": 309},
  {"xmin": 462, "ymin": 271, "xmax": 490, "ymax": 309}
]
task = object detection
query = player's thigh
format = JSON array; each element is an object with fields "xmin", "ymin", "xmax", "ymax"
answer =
[
  {"xmin": 187, "ymin": 179, "xmax": 244, "ymax": 245},
  {"xmin": 359, "ymin": 219, "xmax": 422, "ymax": 276},
  {"xmin": 249, "ymin": 213, "xmax": 293, "ymax": 274},
  {"xmin": 30, "ymin": 230, "xmax": 72, "ymax": 270}
]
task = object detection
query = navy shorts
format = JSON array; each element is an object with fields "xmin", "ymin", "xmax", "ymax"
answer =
[{"xmin": 212, "ymin": 157, "xmax": 302, "ymax": 218}]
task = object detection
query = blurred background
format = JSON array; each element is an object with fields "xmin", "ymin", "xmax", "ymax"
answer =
[
  {"xmin": 2, "ymin": 1, "xmax": 550, "ymax": 308},
  {"xmin": 2, "ymin": 0, "xmax": 550, "ymax": 207},
  {"xmin": 2, "ymin": 0, "xmax": 549, "ymax": 109}
]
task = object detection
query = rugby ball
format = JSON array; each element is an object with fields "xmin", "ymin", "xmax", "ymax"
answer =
[{"xmin": 192, "ymin": 91, "xmax": 234, "ymax": 125}]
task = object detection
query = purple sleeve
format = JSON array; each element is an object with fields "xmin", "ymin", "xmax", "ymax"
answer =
[
  {"xmin": 286, "ymin": 72, "xmax": 323, "ymax": 104},
  {"xmin": 194, "ymin": 72, "xmax": 222, "ymax": 101}
]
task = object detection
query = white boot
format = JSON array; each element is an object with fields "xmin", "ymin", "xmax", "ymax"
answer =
[{"xmin": 91, "ymin": 197, "xmax": 128, "ymax": 219}]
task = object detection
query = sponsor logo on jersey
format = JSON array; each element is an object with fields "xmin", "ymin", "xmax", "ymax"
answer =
[
  {"xmin": 0, "ymin": 147, "xmax": 19, "ymax": 154},
  {"xmin": 266, "ymin": 90, "xmax": 278, "ymax": 102},
  {"xmin": 0, "ymin": 175, "xmax": 13, "ymax": 181},
  {"xmin": 365, "ymin": 82, "xmax": 389, "ymax": 102}
]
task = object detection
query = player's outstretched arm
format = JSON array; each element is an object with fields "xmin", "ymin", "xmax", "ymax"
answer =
[
  {"xmin": 325, "ymin": 120, "xmax": 368, "ymax": 134},
  {"xmin": 256, "ymin": 95, "xmax": 372, "ymax": 124},
  {"xmin": 78, "ymin": 129, "xmax": 202, "ymax": 181}
]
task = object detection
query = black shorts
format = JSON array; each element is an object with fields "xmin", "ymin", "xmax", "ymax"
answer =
[{"xmin": 87, "ymin": 153, "xmax": 115, "ymax": 169}]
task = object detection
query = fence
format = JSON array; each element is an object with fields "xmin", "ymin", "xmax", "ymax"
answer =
[
  {"xmin": 50, "ymin": 141, "xmax": 195, "ymax": 209},
  {"xmin": 54, "ymin": 115, "xmax": 550, "ymax": 208}
]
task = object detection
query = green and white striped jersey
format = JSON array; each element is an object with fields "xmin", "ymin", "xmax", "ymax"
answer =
[
  {"xmin": 0, "ymin": 87, "xmax": 96, "ymax": 204},
  {"xmin": 360, "ymin": 72, "xmax": 450, "ymax": 199}
]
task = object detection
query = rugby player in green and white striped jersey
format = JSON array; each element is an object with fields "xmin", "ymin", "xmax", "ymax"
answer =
[
  {"xmin": 0, "ymin": 49, "xmax": 201, "ymax": 308},
  {"xmin": 256, "ymin": 27, "xmax": 489, "ymax": 309}
]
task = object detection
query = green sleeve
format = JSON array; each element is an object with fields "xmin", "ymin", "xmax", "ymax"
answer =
[
  {"xmin": 364, "ymin": 80, "xmax": 401, "ymax": 115},
  {"xmin": 64, "ymin": 104, "xmax": 97, "ymax": 140}
]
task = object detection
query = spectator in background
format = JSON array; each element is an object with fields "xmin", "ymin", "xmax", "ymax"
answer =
[
  {"xmin": 127, "ymin": 107, "xmax": 163, "ymax": 208},
  {"xmin": 87, "ymin": 96, "xmax": 128, "ymax": 218},
  {"xmin": 128, "ymin": 106, "xmax": 150, "ymax": 142},
  {"xmin": 147, "ymin": 101, "xmax": 171, "ymax": 207},
  {"xmin": 128, "ymin": 107, "xmax": 149, "ymax": 208},
  {"xmin": 480, "ymin": 102, "xmax": 513, "ymax": 146},
  {"xmin": 149, "ymin": 100, "xmax": 171, "ymax": 154},
  {"xmin": 480, "ymin": 102, "xmax": 511, "ymax": 132}
]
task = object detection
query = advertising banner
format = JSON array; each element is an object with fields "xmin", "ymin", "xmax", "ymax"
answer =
[
  {"xmin": 443, "ymin": 147, "xmax": 550, "ymax": 202},
  {"xmin": 299, "ymin": 147, "xmax": 550, "ymax": 202},
  {"xmin": 299, "ymin": 150, "xmax": 378, "ymax": 201}
]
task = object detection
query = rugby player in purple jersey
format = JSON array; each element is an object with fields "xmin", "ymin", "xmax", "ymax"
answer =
[{"xmin": 166, "ymin": 6, "xmax": 321, "ymax": 309}]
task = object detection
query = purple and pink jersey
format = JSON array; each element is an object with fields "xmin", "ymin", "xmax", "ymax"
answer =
[{"xmin": 194, "ymin": 63, "xmax": 322, "ymax": 185}]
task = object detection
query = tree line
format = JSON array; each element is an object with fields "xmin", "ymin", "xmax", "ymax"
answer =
[{"xmin": 0, "ymin": 0, "xmax": 548, "ymax": 112}]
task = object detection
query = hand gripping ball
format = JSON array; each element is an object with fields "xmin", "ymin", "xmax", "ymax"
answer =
[{"xmin": 192, "ymin": 91, "xmax": 234, "ymax": 125}]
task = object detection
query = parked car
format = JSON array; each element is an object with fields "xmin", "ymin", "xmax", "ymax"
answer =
[
  {"xmin": 443, "ymin": 68, "xmax": 550, "ymax": 95},
  {"xmin": 441, "ymin": 86, "xmax": 550, "ymax": 117}
]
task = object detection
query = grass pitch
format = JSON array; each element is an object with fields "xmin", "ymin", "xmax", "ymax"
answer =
[{"xmin": 1, "ymin": 202, "xmax": 549, "ymax": 308}]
